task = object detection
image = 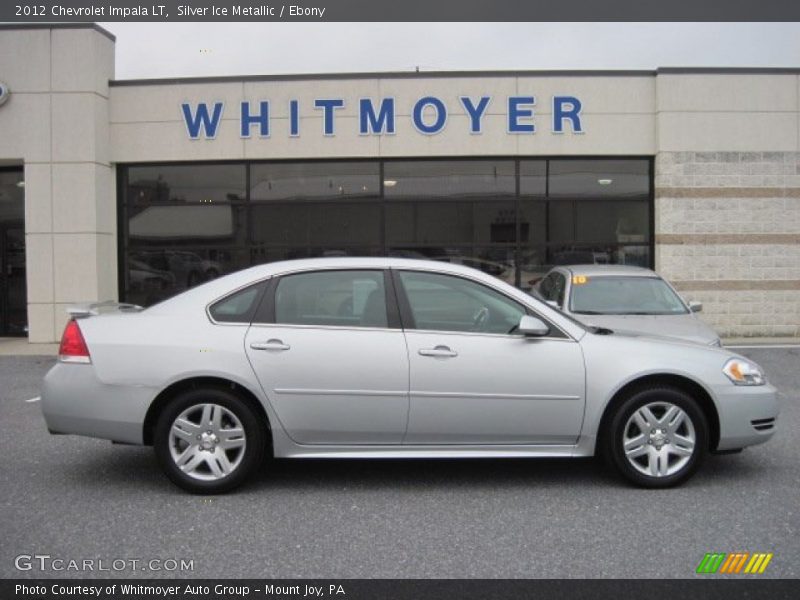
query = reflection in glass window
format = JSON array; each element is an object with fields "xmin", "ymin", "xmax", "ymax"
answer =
[
  {"xmin": 519, "ymin": 160, "xmax": 547, "ymax": 197},
  {"xmin": 128, "ymin": 205, "xmax": 246, "ymax": 245},
  {"xmin": 251, "ymin": 162, "xmax": 380, "ymax": 201},
  {"xmin": 125, "ymin": 248, "xmax": 248, "ymax": 307},
  {"xmin": 0, "ymin": 170, "xmax": 25, "ymax": 223},
  {"xmin": 251, "ymin": 203, "xmax": 381, "ymax": 247},
  {"xmin": 384, "ymin": 160, "xmax": 515, "ymax": 198},
  {"xmin": 127, "ymin": 164, "xmax": 246, "ymax": 204},
  {"xmin": 119, "ymin": 158, "xmax": 653, "ymax": 307},
  {"xmin": 275, "ymin": 270, "xmax": 388, "ymax": 328},
  {"xmin": 575, "ymin": 200, "xmax": 649, "ymax": 243},
  {"xmin": 385, "ymin": 201, "xmax": 517, "ymax": 245},
  {"xmin": 518, "ymin": 201, "xmax": 547, "ymax": 244},
  {"xmin": 549, "ymin": 160, "xmax": 649, "ymax": 198}
]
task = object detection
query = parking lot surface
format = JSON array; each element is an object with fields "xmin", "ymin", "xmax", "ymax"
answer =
[{"xmin": 1, "ymin": 348, "xmax": 797, "ymax": 579}]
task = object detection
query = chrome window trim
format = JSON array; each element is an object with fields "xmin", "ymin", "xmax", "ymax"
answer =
[{"xmin": 205, "ymin": 263, "xmax": 576, "ymax": 340}]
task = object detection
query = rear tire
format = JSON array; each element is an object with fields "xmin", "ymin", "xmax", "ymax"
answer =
[
  {"xmin": 604, "ymin": 387, "xmax": 708, "ymax": 488},
  {"xmin": 154, "ymin": 387, "xmax": 266, "ymax": 494}
]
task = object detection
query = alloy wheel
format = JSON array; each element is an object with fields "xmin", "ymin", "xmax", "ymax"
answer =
[
  {"xmin": 622, "ymin": 401, "xmax": 697, "ymax": 478},
  {"xmin": 168, "ymin": 403, "xmax": 247, "ymax": 481}
]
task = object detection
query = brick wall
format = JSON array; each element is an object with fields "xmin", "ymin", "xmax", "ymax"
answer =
[{"xmin": 655, "ymin": 151, "xmax": 800, "ymax": 338}]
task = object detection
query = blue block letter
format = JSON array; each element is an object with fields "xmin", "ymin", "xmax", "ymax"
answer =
[
  {"xmin": 412, "ymin": 96, "xmax": 447, "ymax": 135},
  {"xmin": 508, "ymin": 96, "xmax": 536, "ymax": 134},
  {"xmin": 553, "ymin": 96, "xmax": 583, "ymax": 133},
  {"xmin": 359, "ymin": 98, "xmax": 396, "ymax": 135},
  {"xmin": 314, "ymin": 99, "xmax": 345, "ymax": 135},
  {"xmin": 459, "ymin": 96, "xmax": 491, "ymax": 134},
  {"xmin": 240, "ymin": 101, "xmax": 270, "ymax": 137},
  {"xmin": 182, "ymin": 102, "xmax": 224, "ymax": 139},
  {"xmin": 289, "ymin": 100, "xmax": 300, "ymax": 136}
]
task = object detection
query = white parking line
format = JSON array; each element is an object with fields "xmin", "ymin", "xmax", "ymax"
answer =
[
  {"xmin": 25, "ymin": 396, "xmax": 40, "ymax": 403},
  {"xmin": 725, "ymin": 345, "xmax": 800, "ymax": 350}
]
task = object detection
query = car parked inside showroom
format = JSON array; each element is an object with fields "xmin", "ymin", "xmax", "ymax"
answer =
[
  {"xmin": 41, "ymin": 258, "xmax": 777, "ymax": 493},
  {"xmin": 535, "ymin": 264, "xmax": 722, "ymax": 347}
]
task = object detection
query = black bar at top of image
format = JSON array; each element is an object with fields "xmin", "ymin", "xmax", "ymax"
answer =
[
  {"xmin": 1, "ymin": 0, "xmax": 800, "ymax": 22},
  {"xmin": 2, "ymin": 579, "xmax": 798, "ymax": 600}
]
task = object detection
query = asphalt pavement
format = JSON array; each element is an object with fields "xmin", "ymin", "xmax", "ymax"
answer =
[{"xmin": 1, "ymin": 348, "xmax": 797, "ymax": 579}]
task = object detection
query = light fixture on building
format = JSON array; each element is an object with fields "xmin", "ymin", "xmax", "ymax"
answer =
[
  {"xmin": 597, "ymin": 178, "xmax": 613, "ymax": 185},
  {"xmin": 16, "ymin": 180, "xmax": 24, "ymax": 188},
  {"xmin": 383, "ymin": 180, "xmax": 397, "ymax": 188}
]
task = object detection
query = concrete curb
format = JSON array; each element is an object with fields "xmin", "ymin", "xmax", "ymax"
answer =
[{"xmin": 0, "ymin": 338, "xmax": 58, "ymax": 356}]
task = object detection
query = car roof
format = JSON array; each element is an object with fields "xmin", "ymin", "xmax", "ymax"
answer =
[
  {"xmin": 153, "ymin": 256, "xmax": 524, "ymax": 308},
  {"xmin": 556, "ymin": 264, "xmax": 659, "ymax": 278},
  {"xmin": 141, "ymin": 256, "xmax": 589, "ymax": 340}
]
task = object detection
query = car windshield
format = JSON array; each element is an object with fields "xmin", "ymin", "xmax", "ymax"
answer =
[{"xmin": 570, "ymin": 276, "xmax": 689, "ymax": 315}]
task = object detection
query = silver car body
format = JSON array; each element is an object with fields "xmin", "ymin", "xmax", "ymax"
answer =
[
  {"xmin": 537, "ymin": 264, "xmax": 722, "ymax": 346},
  {"xmin": 41, "ymin": 257, "xmax": 777, "ymax": 459}
]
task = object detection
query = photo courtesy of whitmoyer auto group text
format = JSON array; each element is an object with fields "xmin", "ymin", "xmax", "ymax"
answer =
[{"xmin": 0, "ymin": 1, "xmax": 798, "ymax": 599}]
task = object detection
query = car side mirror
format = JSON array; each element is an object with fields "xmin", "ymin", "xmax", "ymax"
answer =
[
  {"xmin": 688, "ymin": 300, "xmax": 703, "ymax": 313},
  {"xmin": 519, "ymin": 315, "xmax": 550, "ymax": 337}
]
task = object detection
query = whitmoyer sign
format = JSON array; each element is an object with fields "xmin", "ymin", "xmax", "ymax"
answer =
[{"xmin": 181, "ymin": 95, "xmax": 584, "ymax": 139}]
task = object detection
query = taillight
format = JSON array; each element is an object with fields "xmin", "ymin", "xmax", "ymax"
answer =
[{"xmin": 59, "ymin": 319, "xmax": 91, "ymax": 363}]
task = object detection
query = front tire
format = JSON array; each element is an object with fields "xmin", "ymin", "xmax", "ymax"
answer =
[
  {"xmin": 604, "ymin": 387, "xmax": 708, "ymax": 488},
  {"xmin": 154, "ymin": 388, "xmax": 267, "ymax": 494}
]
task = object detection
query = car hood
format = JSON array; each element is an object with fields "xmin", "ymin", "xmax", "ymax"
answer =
[{"xmin": 571, "ymin": 313, "xmax": 720, "ymax": 346}]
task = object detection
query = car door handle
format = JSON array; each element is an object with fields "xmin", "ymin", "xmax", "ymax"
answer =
[
  {"xmin": 250, "ymin": 339, "xmax": 291, "ymax": 351},
  {"xmin": 418, "ymin": 345, "xmax": 458, "ymax": 358}
]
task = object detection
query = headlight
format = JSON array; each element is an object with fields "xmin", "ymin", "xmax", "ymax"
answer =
[{"xmin": 723, "ymin": 358, "xmax": 766, "ymax": 386}]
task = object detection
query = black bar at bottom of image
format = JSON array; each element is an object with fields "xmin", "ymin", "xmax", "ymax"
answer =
[{"xmin": 2, "ymin": 579, "xmax": 797, "ymax": 600}]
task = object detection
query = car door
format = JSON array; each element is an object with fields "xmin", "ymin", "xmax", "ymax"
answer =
[
  {"xmin": 244, "ymin": 269, "xmax": 410, "ymax": 445},
  {"xmin": 396, "ymin": 269, "xmax": 585, "ymax": 445}
]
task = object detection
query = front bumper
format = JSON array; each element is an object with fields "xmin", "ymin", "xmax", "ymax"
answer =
[
  {"xmin": 713, "ymin": 382, "xmax": 779, "ymax": 451},
  {"xmin": 41, "ymin": 362, "xmax": 154, "ymax": 445}
]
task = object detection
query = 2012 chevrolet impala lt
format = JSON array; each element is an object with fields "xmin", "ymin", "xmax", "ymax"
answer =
[{"xmin": 41, "ymin": 258, "xmax": 779, "ymax": 493}]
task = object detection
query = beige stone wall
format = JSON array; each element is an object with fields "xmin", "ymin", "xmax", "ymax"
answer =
[
  {"xmin": 0, "ymin": 26, "xmax": 116, "ymax": 342},
  {"xmin": 655, "ymin": 151, "xmax": 800, "ymax": 337}
]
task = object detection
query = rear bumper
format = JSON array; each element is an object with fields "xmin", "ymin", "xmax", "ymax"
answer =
[
  {"xmin": 713, "ymin": 383, "xmax": 779, "ymax": 451},
  {"xmin": 41, "ymin": 362, "xmax": 154, "ymax": 445}
]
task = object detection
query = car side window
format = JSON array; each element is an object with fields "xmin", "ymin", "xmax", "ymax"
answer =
[
  {"xmin": 553, "ymin": 272, "xmax": 567, "ymax": 307},
  {"xmin": 208, "ymin": 281, "xmax": 265, "ymax": 324},
  {"xmin": 398, "ymin": 270, "xmax": 526, "ymax": 335},
  {"xmin": 274, "ymin": 270, "xmax": 389, "ymax": 328},
  {"xmin": 539, "ymin": 273, "xmax": 556, "ymax": 301}
]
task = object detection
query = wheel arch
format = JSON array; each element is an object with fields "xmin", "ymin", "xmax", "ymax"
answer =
[
  {"xmin": 596, "ymin": 373, "xmax": 720, "ymax": 453},
  {"xmin": 143, "ymin": 376, "xmax": 272, "ymax": 451}
]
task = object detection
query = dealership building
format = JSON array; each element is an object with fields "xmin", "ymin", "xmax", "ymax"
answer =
[{"xmin": 0, "ymin": 23, "xmax": 798, "ymax": 342}]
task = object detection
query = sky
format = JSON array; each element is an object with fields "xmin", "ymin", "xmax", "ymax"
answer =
[{"xmin": 97, "ymin": 22, "xmax": 800, "ymax": 80}]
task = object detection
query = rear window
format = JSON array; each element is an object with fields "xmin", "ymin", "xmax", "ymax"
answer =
[{"xmin": 208, "ymin": 282, "xmax": 265, "ymax": 323}]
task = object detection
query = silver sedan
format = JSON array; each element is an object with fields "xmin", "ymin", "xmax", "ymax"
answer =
[
  {"xmin": 536, "ymin": 264, "xmax": 722, "ymax": 346},
  {"xmin": 41, "ymin": 258, "xmax": 778, "ymax": 493}
]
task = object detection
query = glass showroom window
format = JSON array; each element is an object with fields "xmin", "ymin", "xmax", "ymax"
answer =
[
  {"xmin": 249, "ymin": 161, "xmax": 382, "ymax": 264},
  {"xmin": 384, "ymin": 160, "xmax": 518, "ymax": 285},
  {"xmin": 119, "ymin": 157, "xmax": 653, "ymax": 305},
  {"xmin": 529, "ymin": 159, "xmax": 651, "ymax": 274},
  {"xmin": 122, "ymin": 164, "xmax": 249, "ymax": 306}
]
